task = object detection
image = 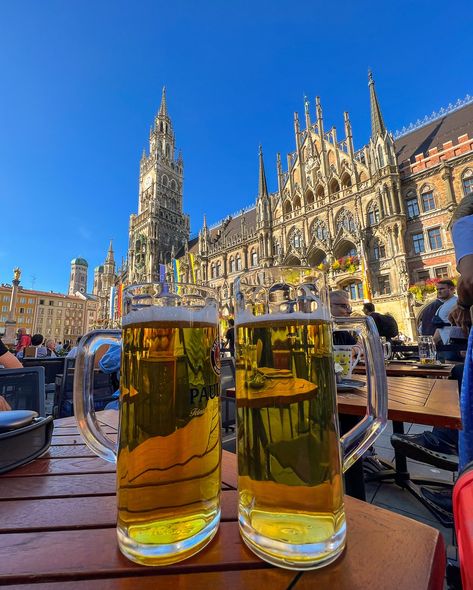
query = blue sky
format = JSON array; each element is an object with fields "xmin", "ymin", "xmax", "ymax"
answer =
[{"xmin": 1, "ymin": 0, "xmax": 472, "ymax": 293}]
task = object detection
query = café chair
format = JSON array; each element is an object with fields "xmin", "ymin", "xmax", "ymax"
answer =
[
  {"xmin": 22, "ymin": 358, "xmax": 66, "ymax": 395},
  {"xmin": 53, "ymin": 359, "xmax": 115, "ymax": 418},
  {"xmin": 0, "ymin": 367, "xmax": 46, "ymax": 415}
]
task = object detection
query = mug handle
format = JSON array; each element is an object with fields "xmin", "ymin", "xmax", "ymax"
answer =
[
  {"xmin": 73, "ymin": 329, "xmax": 121, "ymax": 463},
  {"xmin": 351, "ymin": 346, "xmax": 361, "ymax": 370},
  {"xmin": 333, "ymin": 316, "xmax": 388, "ymax": 472}
]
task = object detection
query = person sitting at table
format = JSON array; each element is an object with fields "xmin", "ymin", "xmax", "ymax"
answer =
[
  {"xmin": 391, "ymin": 193, "xmax": 473, "ymax": 512},
  {"xmin": 0, "ymin": 337, "xmax": 23, "ymax": 411},
  {"xmin": 329, "ymin": 290, "xmax": 357, "ymax": 345},
  {"xmin": 15, "ymin": 328, "xmax": 31, "ymax": 355},
  {"xmin": 362, "ymin": 302, "xmax": 399, "ymax": 341},
  {"xmin": 0, "ymin": 338, "xmax": 22, "ymax": 369},
  {"xmin": 44, "ymin": 339, "xmax": 57, "ymax": 357},
  {"xmin": 66, "ymin": 337, "xmax": 82, "ymax": 360},
  {"xmin": 17, "ymin": 334, "xmax": 48, "ymax": 359}
]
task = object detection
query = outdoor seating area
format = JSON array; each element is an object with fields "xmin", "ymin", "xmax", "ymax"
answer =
[
  {"xmin": 1, "ymin": 6, "xmax": 472, "ymax": 586},
  {"xmin": 3, "ymin": 326, "xmax": 467, "ymax": 588}
]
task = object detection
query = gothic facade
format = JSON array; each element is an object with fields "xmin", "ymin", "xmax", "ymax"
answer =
[
  {"xmin": 127, "ymin": 88, "xmax": 190, "ymax": 283},
  {"xmin": 93, "ymin": 241, "xmax": 117, "ymax": 323},
  {"xmin": 175, "ymin": 76, "xmax": 473, "ymax": 337}
]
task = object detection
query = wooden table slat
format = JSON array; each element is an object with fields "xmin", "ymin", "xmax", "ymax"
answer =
[
  {"xmin": 0, "ymin": 490, "xmax": 239, "ymax": 533},
  {"xmin": 1, "ymin": 457, "xmax": 116, "ymax": 477},
  {"xmin": 0, "ymin": 569, "xmax": 297, "ymax": 590}
]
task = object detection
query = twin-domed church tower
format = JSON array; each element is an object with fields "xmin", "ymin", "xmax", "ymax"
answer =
[{"xmin": 127, "ymin": 88, "xmax": 190, "ymax": 283}]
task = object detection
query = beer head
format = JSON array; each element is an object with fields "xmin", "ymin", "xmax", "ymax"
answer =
[
  {"xmin": 122, "ymin": 304, "xmax": 218, "ymax": 327},
  {"xmin": 122, "ymin": 283, "xmax": 218, "ymax": 327},
  {"xmin": 234, "ymin": 267, "xmax": 329, "ymax": 326}
]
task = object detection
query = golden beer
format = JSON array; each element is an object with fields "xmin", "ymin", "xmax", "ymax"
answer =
[
  {"xmin": 236, "ymin": 318, "xmax": 345, "ymax": 569},
  {"xmin": 117, "ymin": 319, "xmax": 221, "ymax": 565}
]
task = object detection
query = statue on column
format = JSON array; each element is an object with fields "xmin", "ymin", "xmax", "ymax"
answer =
[{"xmin": 13, "ymin": 268, "xmax": 21, "ymax": 282}]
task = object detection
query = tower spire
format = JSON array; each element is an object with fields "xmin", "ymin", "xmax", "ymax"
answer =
[
  {"xmin": 368, "ymin": 70, "xmax": 386, "ymax": 138},
  {"xmin": 106, "ymin": 240, "xmax": 114, "ymax": 264},
  {"xmin": 158, "ymin": 86, "xmax": 168, "ymax": 118},
  {"xmin": 258, "ymin": 145, "xmax": 269, "ymax": 198}
]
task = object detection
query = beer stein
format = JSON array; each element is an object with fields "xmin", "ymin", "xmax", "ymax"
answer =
[
  {"xmin": 74, "ymin": 283, "xmax": 221, "ymax": 566},
  {"xmin": 234, "ymin": 267, "xmax": 387, "ymax": 570}
]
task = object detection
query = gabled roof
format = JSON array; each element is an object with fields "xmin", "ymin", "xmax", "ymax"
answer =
[{"xmin": 394, "ymin": 101, "xmax": 473, "ymax": 164}]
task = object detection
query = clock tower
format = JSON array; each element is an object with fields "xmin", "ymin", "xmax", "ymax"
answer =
[{"xmin": 128, "ymin": 87, "xmax": 190, "ymax": 282}]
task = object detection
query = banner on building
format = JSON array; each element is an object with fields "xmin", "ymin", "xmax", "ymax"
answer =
[
  {"xmin": 172, "ymin": 258, "xmax": 182, "ymax": 294},
  {"xmin": 359, "ymin": 240, "xmax": 372, "ymax": 302},
  {"xmin": 189, "ymin": 253, "xmax": 196, "ymax": 284},
  {"xmin": 159, "ymin": 264, "xmax": 167, "ymax": 282},
  {"xmin": 109, "ymin": 286, "xmax": 116, "ymax": 320},
  {"xmin": 116, "ymin": 283, "xmax": 123, "ymax": 318}
]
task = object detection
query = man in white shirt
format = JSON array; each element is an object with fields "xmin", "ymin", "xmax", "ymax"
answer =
[{"xmin": 432, "ymin": 280, "xmax": 457, "ymax": 345}]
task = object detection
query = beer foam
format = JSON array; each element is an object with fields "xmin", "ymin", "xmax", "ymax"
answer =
[
  {"xmin": 235, "ymin": 308, "xmax": 329, "ymax": 326},
  {"xmin": 122, "ymin": 305, "xmax": 217, "ymax": 326}
]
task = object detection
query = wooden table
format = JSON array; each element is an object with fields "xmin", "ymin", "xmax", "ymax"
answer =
[
  {"xmin": 354, "ymin": 361, "xmax": 455, "ymax": 379},
  {"xmin": 338, "ymin": 377, "xmax": 461, "ymax": 526},
  {"xmin": 0, "ymin": 412, "xmax": 446, "ymax": 589},
  {"xmin": 337, "ymin": 376, "xmax": 461, "ymax": 429}
]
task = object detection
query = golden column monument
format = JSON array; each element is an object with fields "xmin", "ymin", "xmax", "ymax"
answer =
[{"xmin": 4, "ymin": 267, "xmax": 22, "ymax": 346}]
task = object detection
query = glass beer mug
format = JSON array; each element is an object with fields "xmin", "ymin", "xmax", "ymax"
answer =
[
  {"xmin": 234, "ymin": 267, "xmax": 387, "ymax": 570},
  {"xmin": 74, "ymin": 283, "xmax": 222, "ymax": 565}
]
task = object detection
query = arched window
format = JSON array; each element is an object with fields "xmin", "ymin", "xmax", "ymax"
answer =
[
  {"xmin": 284, "ymin": 200, "xmax": 292, "ymax": 214},
  {"xmin": 405, "ymin": 191, "xmax": 420, "ymax": 219},
  {"xmin": 330, "ymin": 179, "xmax": 340, "ymax": 194},
  {"xmin": 236, "ymin": 255, "xmax": 242, "ymax": 271},
  {"xmin": 420, "ymin": 186, "xmax": 435, "ymax": 212},
  {"xmin": 294, "ymin": 195, "xmax": 302, "ymax": 210},
  {"xmin": 251, "ymin": 250, "xmax": 258, "ymax": 266},
  {"xmin": 462, "ymin": 169, "xmax": 473, "ymax": 196},
  {"xmin": 288, "ymin": 228, "xmax": 303, "ymax": 250},
  {"xmin": 273, "ymin": 238, "xmax": 281, "ymax": 257},
  {"xmin": 306, "ymin": 190, "xmax": 314, "ymax": 204},
  {"xmin": 166, "ymin": 145, "xmax": 170, "ymax": 158},
  {"xmin": 367, "ymin": 202, "xmax": 380, "ymax": 225},
  {"xmin": 216, "ymin": 262, "xmax": 222, "ymax": 277},
  {"xmin": 378, "ymin": 145, "xmax": 385, "ymax": 168},
  {"xmin": 211, "ymin": 263, "xmax": 216, "ymax": 279},
  {"xmin": 316, "ymin": 185, "xmax": 325, "ymax": 201},
  {"xmin": 170, "ymin": 179, "xmax": 177, "ymax": 191},
  {"xmin": 229, "ymin": 257, "xmax": 235, "ymax": 273},
  {"xmin": 311, "ymin": 219, "xmax": 329, "ymax": 243},
  {"xmin": 336, "ymin": 209, "xmax": 356, "ymax": 234},
  {"xmin": 162, "ymin": 175, "xmax": 168, "ymax": 186},
  {"xmin": 373, "ymin": 239, "xmax": 386, "ymax": 260},
  {"xmin": 344, "ymin": 281, "xmax": 363, "ymax": 300},
  {"xmin": 341, "ymin": 172, "xmax": 352, "ymax": 189}
]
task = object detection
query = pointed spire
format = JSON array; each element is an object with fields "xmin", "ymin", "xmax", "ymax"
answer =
[
  {"xmin": 304, "ymin": 96, "xmax": 311, "ymax": 130},
  {"xmin": 368, "ymin": 70, "xmax": 386, "ymax": 138},
  {"xmin": 106, "ymin": 240, "xmax": 114, "ymax": 263},
  {"xmin": 344, "ymin": 111, "xmax": 354, "ymax": 158},
  {"xmin": 158, "ymin": 86, "xmax": 168, "ymax": 118},
  {"xmin": 203, "ymin": 213, "xmax": 208, "ymax": 229},
  {"xmin": 258, "ymin": 146, "xmax": 269, "ymax": 199}
]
